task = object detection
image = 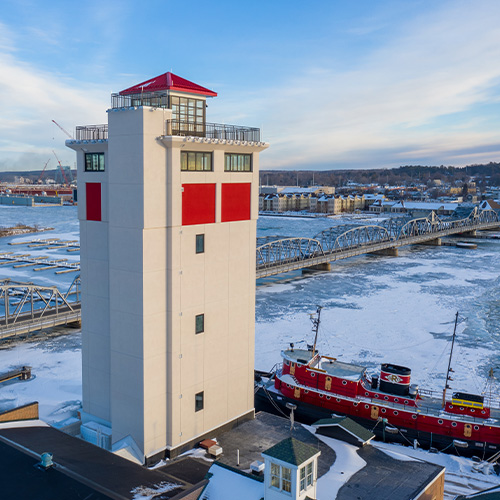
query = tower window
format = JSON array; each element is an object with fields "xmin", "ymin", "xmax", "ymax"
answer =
[
  {"xmin": 195, "ymin": 391, "xmax": 204, "ymax": 412},
  {"xmin": 224, "ymin": 153, "xmax": 252, "ymax": 172},
  {"xmin": 195, "ymin": 314, "xmax": 204, "ymax": 334},
  {"xmin": 196, "ymin": 234, "xmax": 205, "ymax": 254},
  {"xmin": 85, "ymin": 153, "xmax": 105, "ymax": 172},
  {"xmin": 171, "ymin": 96, "xmax": 205, "ymax": 136},
  {"xmin": 181, "ymin": 151, "xmax": 212, "ymax": 171}
]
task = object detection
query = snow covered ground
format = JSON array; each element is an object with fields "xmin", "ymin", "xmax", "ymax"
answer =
[{"xmin": 0, "ymin": 331, "xmax": 82, "ymax": 423}]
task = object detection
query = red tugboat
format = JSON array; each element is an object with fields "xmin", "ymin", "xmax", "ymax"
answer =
[{"xmin": 255, "ymin": 308, "xmax": 500, "ymax": 457}]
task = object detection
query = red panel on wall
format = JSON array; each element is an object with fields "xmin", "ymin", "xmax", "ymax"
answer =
[
  {"xmin": 86, "ymin": 182, "xmax": 101, "ymax": 222},
  {"xmin": 182, "ymin": 184, "xmax": 216, "ymax": 225},
  {"xmin": 221, "ymin": 183, "xmax": 251, "ymax": 222}
]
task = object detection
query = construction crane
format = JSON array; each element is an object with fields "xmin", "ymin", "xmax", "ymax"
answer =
[
  {"xmin": 37, "ymin": 158, "xmax": 51, "ymax": 184},
  {"xmin": 52, "ymin": 120, "xmax": 74, "ymax": 140},
  {"xmin": 52, "ymin": 150, "xmax": 70, "ymax": 186}
]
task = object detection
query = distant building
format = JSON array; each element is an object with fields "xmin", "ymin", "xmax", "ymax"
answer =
[
  {"xmin": 390, "ymin": 201, "xmax": 459, "ymax": 217},
  {"xmin": 479, "ymin": 199, "xmax": 500, "ymax": 212}
]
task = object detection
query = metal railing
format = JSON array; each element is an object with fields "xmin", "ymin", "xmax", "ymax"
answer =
[
  {"xmin": 0, "ymin": 276, "xmax": 81, "ymax": 339},
  {"xmin": 167, "ymin": 120, "xmax": 260, "ymax": 142},
  {"xmin": 256, "ymin": 209, "xmax": 500, "ymax": 277},
  {"xmin": 74, "ymin": 121, "xmax": 261, "ymax": 142},
  {"xmin": 111, "ymin": 92, "xmax": 169, "ymax": 109},
  {"xmin": 75, "ymin": 125, "xmax": 108, "ymax": 141}
]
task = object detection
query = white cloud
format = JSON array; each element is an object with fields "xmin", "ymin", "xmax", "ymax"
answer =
[
  {"xmin": 1, "ymin": 1, "xmax": 500, "ymax": 172},
  {"xmin": 0, "ymin": 47, "xmax": 109, "ymax": 170},
  {"xmin": 212, "ymin": 1, "xmax": 500, "ymax": 169}
]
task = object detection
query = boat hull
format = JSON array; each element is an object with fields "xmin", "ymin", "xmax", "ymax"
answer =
[{"xmin": 255, "ymin": 385, "xmax": 497, "ymax": 459}]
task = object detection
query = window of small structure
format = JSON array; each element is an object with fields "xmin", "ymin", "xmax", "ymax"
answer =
[
  {"xmin": 181, "ymin": 152, "xmax": 212, "ymax": 171},
  {"xmin": 171, "ymin": 96, "xmax": 205, "ymax": 134},
  {"xmin": 270, "ymin": 463, "xmax": 280, "ymax": 488},
  {"xmin": 196, "ymin": 234, "xmax": 205, "ymax": 254},
  {"xmin": 195, "ymin": 391, "xmax": 204, "ymax": 412},
  {"xmin": 224, "ymin": 153, "xmax": 252, "ymax": 172},
  {"xmin": 195, "ymin": 314, "xmax": 204, "ymax": 334},
  {"xmin": 270, "ymin": 463, "xmax": 291, "ymax": 493},
  {"xmin": 282, "ymin": 466, "xmax": 292, "ymax": 493},
  {"xmin": 85, "ymin": 153, "xmax": 105, "ymax": 172}
]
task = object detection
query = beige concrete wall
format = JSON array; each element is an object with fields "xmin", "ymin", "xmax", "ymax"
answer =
[
  {"xmin": 162, "ymin": 134, "xmax": 264, "ymax": 452},
  {"xmin": 67, "ymin": 141, "xmax": 111, "ymax": 424},
  {"xmin": 71, "ymin": 103, "xmax": 267, "ymax": 461}
]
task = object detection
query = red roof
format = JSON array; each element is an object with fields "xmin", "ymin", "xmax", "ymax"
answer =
[{"xmin": 119, "ymin": 72, "xmax": 217, "ymax": 97}]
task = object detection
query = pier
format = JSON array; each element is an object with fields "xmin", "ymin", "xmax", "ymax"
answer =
[
  {"xmin": 0, "ymin": 238, "xmax": 81, "ymax": 274},
  {"xmin": 0, "ymin": 366, "xmax": 32, "ymax": 384}
]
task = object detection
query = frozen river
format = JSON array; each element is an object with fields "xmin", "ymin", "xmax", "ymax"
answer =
[
  {"xmin": 255, "ymin": 215, "xmax": 500, "ymax": 399},
  {"xmin": 0, "ymin": 206, "xmax": 499, "ymax": 419}
]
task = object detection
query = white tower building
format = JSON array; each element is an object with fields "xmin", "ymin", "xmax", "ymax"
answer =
[{"xmin": 67, "ymin": 72, "xmax": 268, "ymax": 463}]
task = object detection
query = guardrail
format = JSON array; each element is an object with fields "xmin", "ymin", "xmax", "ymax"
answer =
[{"xmin": 256, "ymin": 209, "xmax": 500, "ymax": 278}]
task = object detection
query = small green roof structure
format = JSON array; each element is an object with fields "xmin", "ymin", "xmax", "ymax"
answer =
[
  {"xmin": 312, "ymin": 417, "xmax": 375, "ymax": 446},
  {"xmin": 262, "ymin": 437, "xmax": 320, "ymax": 466}
]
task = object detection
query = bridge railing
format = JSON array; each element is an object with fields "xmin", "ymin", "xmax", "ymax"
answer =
[
  {"xmin": 0, "ymin": 276, "xmax": 81, "ymax": 327},
  {"xmin": 256, "ymin": 209, "xmax": 500, "ymax": 273}
]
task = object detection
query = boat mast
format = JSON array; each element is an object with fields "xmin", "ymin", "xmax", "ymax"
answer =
[
  {"xmin": 442, "ymin": 311, "xmax": 459, "ymax": 407},
  {"xmin": 311, "ymin": 306, "xmax": 323, "ymax": 355}
]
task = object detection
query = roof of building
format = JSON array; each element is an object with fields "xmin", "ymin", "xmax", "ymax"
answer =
[
  {"xmin": 455, "ymin": 485, "xmax": 500, "ymax": 499},
  {"xmin": 202, "ymin": 412, "xmax": 444, "ymax": 500},
  {"xmin": 0, "ymin": 438, "xmax": 112, "ymax": 500},
  {"xmin": 341, "ymin": 444, "xmax": 444, "ymax": 500},
  {"xmin": 216, "ymin": 412, "xmax": 335, "ymax": 475},
  {"xmin": 0, "ymin": 421, "xmax": 207, "ymax": 499},
  {"xmin": 262, "ymin": 437, "xmax": 320, "ymax": 466},
  {"xmin": 392, "ymin": 201, "xmax": 458, "ymax": 210},
  {"xmin": 312, "ymin": 417, "xmax": 375, "ymax": 444},
  {"xmin": 480, "ymin": 199, "xmax": 500, "ymax": 210},
  {"xmin": 119, "ymin": 71, "xmax": 217, "ymax": 97},
  {"xmin": 199, "ymin": 462, "xmax": 264, "ymax": 500}
]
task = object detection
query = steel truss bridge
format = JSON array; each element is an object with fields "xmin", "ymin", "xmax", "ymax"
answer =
[
  {"xmin": 0, "ymin": 276, "xmax": 81, "ymax": 340},
  {"xmin": 256, "ymin": 208, "xmax": 500, "ymax": 278}
]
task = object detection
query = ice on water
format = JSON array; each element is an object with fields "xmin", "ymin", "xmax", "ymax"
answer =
[{"xmin": 0, "ymin": 208, "xmax": 499, "ymax": 478}]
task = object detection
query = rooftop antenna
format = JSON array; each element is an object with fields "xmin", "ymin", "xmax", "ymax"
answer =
[{"xmin": 442, "ymin": 311, "xmax": 459, "ymax": 407}]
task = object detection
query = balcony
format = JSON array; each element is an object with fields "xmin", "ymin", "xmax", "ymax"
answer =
[
  {"xmin": 75, "ymin": 125, "xmax": 108, "ymax": 141},
  {"xmin": 167, "ymin": 120, "xmax": 260, "ymax": 142},
  {"xmin": 111, "ymin": 92, "xmax": 168, "ymax": 109},
  {"xmin": 75, "ymin": 121, "xmax": 260, "ymax": 142}
]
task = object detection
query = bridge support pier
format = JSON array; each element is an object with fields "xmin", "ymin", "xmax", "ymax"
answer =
[
  {"xmin": 371, "ymin": 247, "xmax": 398, "ymax": 257},
  {"xmin": 304, "ymin": 262, "xmax": 331, "ymax": 272},
  {"xmin": 460, "ymin": 230, "xmax": 477, "ymax": 237},
  {"xmin": 420, "ymin": 238, "xmax": 442, "ymax": 246}
]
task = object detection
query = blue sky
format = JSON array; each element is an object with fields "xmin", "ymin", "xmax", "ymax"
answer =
[{"xmin": 1, "ymin": 0, "xmax": 500, "ymax": 171}]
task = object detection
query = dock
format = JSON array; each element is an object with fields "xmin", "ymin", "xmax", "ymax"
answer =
[
  {"xmin": 0, "ymin": 366, "xmax": 32, "ymax": 384},
  {"xmin": 0, "ymin": 253, "xmax": 80, "ymax": 274}
]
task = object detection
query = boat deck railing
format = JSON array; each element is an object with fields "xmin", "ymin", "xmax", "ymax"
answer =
[{"xmin": 274, "ymin": 368, "xmax": 499, "ymax": 425}]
